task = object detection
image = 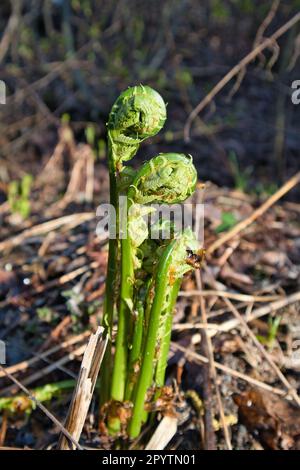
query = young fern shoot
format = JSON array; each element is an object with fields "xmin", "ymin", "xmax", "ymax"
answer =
[
  {"xmin": 101, "ymin": 85, "xmax": 202, "ymax": 439},
  {"xmin": 101, "ymin": 86, "xmax": 166, "ymax": 403},
  {"xmin": 110, "ymin": 154, "xmax": 197, "ymax": 404}
]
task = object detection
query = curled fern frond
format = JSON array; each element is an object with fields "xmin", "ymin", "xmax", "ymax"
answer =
[
  {"xmin": 128, "ymin": 153, "xmax": 197, "ymax": 204},
  {"xmin": 124, "ymin": 154, "xmax": 196, "ymax": 269},
  {"xmin": 117, "ymin": 166, "xmax": 137, "ymax": 194},
  {"xmin": 108, "ymin": 85, "xmax": 166, "ymax": 168}
]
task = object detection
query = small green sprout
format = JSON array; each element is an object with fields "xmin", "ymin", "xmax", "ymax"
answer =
[
  {"xmin": 257, "ymin": 315, "xmax": 282, "ymax": 350},
  {"xmin": 215, "ymin": 211, "xmax": 237, "ymax": 233},
  {"xmin": 85, "ymin": 124, "xmax": 96, "ymax": 148},
  {"xmin": 229, "ymin": 151, "xmax": 252, "ymax": 192},
  {"xmin": 8, "ymin": 174, "xmax": 33, "ymax": 219},
  {"xmin": 0, "ymin": 381, "xmax": 75, "ymax": 415}
]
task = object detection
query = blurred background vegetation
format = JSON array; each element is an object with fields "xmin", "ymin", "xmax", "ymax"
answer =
[{"xmin": 0, "ymin": 0, "xmax": 299, "ymax": 199}]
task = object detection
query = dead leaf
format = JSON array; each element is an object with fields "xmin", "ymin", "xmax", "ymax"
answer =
[{"xmin": 233, "ymin": 388, "xmax": 300, "ymax": 449}]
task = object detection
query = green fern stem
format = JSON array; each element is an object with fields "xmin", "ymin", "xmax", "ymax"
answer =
[
  {"xmin": 128, "ymin": 239, "xmax": 177, "ymax": 438},
  {"xmin": 154, "ymin": 278, "xmax": 181, "ymax": 388},
  {"xmin": 128, "ymin": 229, "xmax": 199, "ymax": 438}
]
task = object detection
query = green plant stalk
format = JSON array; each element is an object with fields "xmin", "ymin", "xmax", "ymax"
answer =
[
  {"xmin": 110, "ymin": 229, "xmax": 134, "ymax": 403},
  {"xmin": 100, "ymin": 142, "xmax": 119, "ymax": 405},
  {"xmin": 107, "ymin": 196, "xmax": 134, "ymax": 433},
  {"xmin": 154, "ymin": 279, "xmax": 181, "ymax": 388},
  {"xmin": 143, "ymin": 279, "xmax": 181, "ymax": 428},
  {"xmin": 125, "ymin": 280, "xmax": 152, "ymax": 401},
  {"xmin": 124, "ymin": 297, "xmax": 145, "ymax": 401},
  {"xmin": 142, "ymin": 281, "xmax": 155, "ymax": 342},
  {"xmin": 128, "ymin": 239, "xmax": 177, "ymax": 438},
  {"xmin": 128, "ymin": 227, "xmax": 199, "ymax": 438},
  {"xmin": 129, "ymin": 278, "xmax": 155, "ymax": 423}
]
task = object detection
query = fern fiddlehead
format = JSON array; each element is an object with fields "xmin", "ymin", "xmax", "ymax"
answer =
[
  {"xmin": 107, "ymin": 85, "xmax": 167, "ymax": 170},
  {"xmin": 102, "ymin": 86, "xmax": 202, "ymax": 439},
  {"xmin": 101, "ymin": 86, "xmax": 166, "ymax": 403}
]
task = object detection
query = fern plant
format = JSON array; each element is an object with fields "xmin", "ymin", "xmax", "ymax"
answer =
[{"xmin": 100, "ymin": 85, "xmax": 202, "ymax": 438}]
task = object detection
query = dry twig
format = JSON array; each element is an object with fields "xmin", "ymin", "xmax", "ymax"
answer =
[
  {"xmin": 184, "ymin": 12, "xmax": 300, "ymax": 141},
  {"xmin": 58, "ymin": 327, "xmax": 107, "ymax": 450},
  {"xmin": 213, "ymin": 291, "xmax": 300, "ymax": 336},
  {"xmin": 171, "ymin": 342, "xmax": 287, "ymax": 398},
  {"xmin": 197, "ymin": 272, "xmax": 232, "ymax": 450},
  {"xmin": 223, "ymin": 298, "xmax": 300, "ymax": 407},
  {"xmin": 0, "ymin": 212, "xmax": 94, "ymax": 253},
  {"xmin": 207, "ymin": 171, "xmax": 300, "ymax": 255},
  {"xmin": 0, "ymin": 0, "xmax": 22, "ymax": 64},
  {"xmin": 0, "ymin": 365, "xmax": 83, "ymax": 450},
  {"xmin": 2, "ymin": 344, "xmax": 86, "ymax": 395},
  {"xmin": 145, "ymin": 416, "xmax": 178, "ymax": 450},
  {"xmin": 0, "ymin": 331, "xmax": 90, "ymax": 378},
  {"xmin": 179, "ymin": 290, "xmax": 280, "ymax": 303}
]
